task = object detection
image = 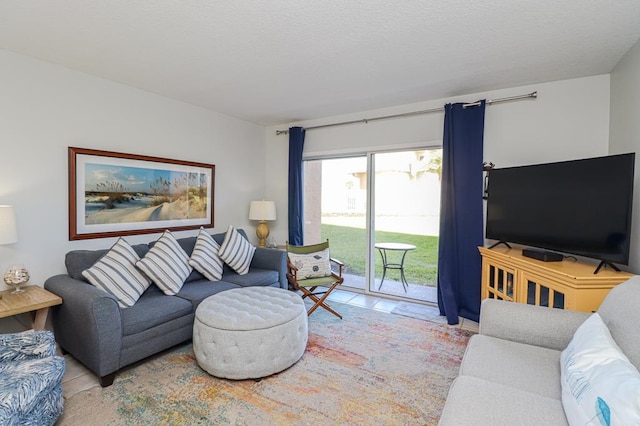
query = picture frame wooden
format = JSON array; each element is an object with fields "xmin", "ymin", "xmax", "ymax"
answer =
[{"xmin": 69, "ymin": 147, "xmax": 215, "ymax": 240}]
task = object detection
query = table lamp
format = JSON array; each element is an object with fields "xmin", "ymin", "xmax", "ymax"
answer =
[
  {"xmin": 0, "ymin": 205, "xmax": 17, "ymax": 245},
  {"xmin": 249, "ymin": 201, "xmax": 276, "ymax": 247},
  {"xmin": 0, "ymin": 205, "xmax": 18, "ymax": 298}
]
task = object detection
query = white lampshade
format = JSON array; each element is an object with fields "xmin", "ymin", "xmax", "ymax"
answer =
[
  {"xmin": 249, "ymin": 201, "xmax": 276, "ymax": 221},
  {"xmin": 0, "ymin": 205, "xmax": 18, "ymax": 245}
]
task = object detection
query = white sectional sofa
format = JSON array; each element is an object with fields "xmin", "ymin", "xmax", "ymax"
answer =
[{"xmin": 439, "ymin": 276, "xmax": 640, "ymax": 425}]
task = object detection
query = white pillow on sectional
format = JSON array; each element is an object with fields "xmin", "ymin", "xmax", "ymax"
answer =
[
  {"xmin": 188, "ymin": 227, "xmax": 224, "ymax": 281},
  {"xmin": 136, "ymin": 230, "xmax": 192, "ymax": 295},
  {"xmin": 560, "ymin": 312, "xmax": 640, "ymax": 426},
  {"xmin": 82, "ymin": 237, "xmax": 151, "ymax": 308},
  {"xmin": 217, "ymin": 225, "xmax": 255, "ymax": 275}
]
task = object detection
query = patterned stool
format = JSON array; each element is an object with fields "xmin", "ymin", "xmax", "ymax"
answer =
[{"xmin": 193, "ymin": 287, "xmax": 308, "ymax": 380}]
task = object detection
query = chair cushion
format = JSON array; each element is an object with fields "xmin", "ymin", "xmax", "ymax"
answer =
[
  {"xmin": 188, "ymin": 227, "xmax": 224, "ymax": 281},
  {"xmin": 82, "ymin": 238, "xmax": 151, "ymax": 308},
  {"xmin": 136, "ymin": 230, "xmax": 192, "ymax": 295},
  {"xmin": 288, "ymin": 248, "xmax": 331, "ymax": 279},
  {"xmin": 0, "ymin": 331, "xmax": 57, "ymax": 361},
  {"xmin": 560, "ymin": 312, "xmax": 640, "ymax": 425},
  {"xmin": 218, "ymin": 225, "xmax": 255, "ymax": 275},
  {"xmin": 0, "ymin": 356, "xmax": 66, "ymax": 422}
]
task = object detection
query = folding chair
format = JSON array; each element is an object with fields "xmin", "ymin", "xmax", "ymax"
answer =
[{"xmin": 286, "ymin": 240, "xmax": 344, "ymax": 319}]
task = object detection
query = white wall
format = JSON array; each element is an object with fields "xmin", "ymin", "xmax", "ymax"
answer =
[
  {"xmin": 610, "ymin": 39, "xmax": 640, "ymax": 272},
  {"xmin": 266, "ymin": 75, "xmax": 612, "ymax": 247},
  {"xmin": 0, "ymin": 50, "xmax": 267, "ymax": 297}
]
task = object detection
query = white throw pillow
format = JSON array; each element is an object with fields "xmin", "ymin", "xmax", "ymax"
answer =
[
  {"xmin": 560, "ymin": 312, "xmax": 640, "ymax": 426},
  {"xmin": 82, "ymin": 238, "xmax": 151, "ymax": 308},
  {"xmin": 217, "ymin": 225, "xmax": 255, "ymax": 275},
  {"xmin": 288, "ymin": 248, "xmax": 332, "ymax": 279},
  {"xmin": 188, "ymin": 227, "xmax": 224, "ymax": 281},
  {"xmin": 136, "ymin": 230, "xmax": 192, "ymax": 295}
]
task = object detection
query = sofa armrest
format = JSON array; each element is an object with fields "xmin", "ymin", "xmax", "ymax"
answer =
[
  {"xmin": 479, "ymin": 299, "xmax": 590, "ymax": 351},
  {"xmin": 0, "ymin": 331, "xmax": 57, "ymax": 361},
  {"xmin": 250, "ymin": 248, "xmax": 287, "ymax": 289},
  {"xmin": 44, "ymin": 274, "xmax": 124, "ymax": 377}
]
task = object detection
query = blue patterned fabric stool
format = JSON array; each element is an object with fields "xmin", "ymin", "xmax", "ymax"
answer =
[{"xmin": 0, "ymin": 331, "xmax": 66, "ymax": 425}]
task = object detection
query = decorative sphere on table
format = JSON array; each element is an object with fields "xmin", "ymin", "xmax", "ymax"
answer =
[{"xmin": 3, "ymin": 265, "xmax": 29, "ymax": 294}]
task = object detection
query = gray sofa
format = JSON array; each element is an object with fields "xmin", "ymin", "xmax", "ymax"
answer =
[
  {"xmin": 44, "ymin": 229, "xmax": 287, "ymax": 387},
  {"xmin": 439, "ymin": 276, "xmax": 640, "ymax": 425}
]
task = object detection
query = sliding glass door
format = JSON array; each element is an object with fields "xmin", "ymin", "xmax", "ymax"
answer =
[{"xmin": 304, "ymin": 148, "xmax": 441, "ymax": 303}]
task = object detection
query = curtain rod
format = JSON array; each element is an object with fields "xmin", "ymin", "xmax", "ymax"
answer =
[{"xmin": 275, "ymin": 91, "xmax": 537, "ymax": 135}]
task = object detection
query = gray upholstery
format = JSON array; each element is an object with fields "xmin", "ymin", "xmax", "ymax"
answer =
[
  {"xmin": 439, "ymin": 376, "xmax": 568, "ymax": 426},
  {"xmin": 222, "ymin": 268, "xmax": 280, "ymax": 287},
  {"xmin": 461, "ymin": 335, "xmax": 562, "ymax": 399},
  {"xmin": 439, "ymin": 276, "xmax": 640, "ymax": 425},
  {"xmin": 597, "ymin": 276, "xmax": 640, "ymax": 368},
  {"xmin": 65, "ymin": 244, "xmax": 150, "ymax": 281},
  {"xmin": 44, "ymin": 229, "xmax": 288, "ymax": 386}
]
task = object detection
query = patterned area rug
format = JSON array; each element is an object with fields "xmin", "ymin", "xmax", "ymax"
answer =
[{"xmin": 59, "ymin": 302, "xmax": 472, "ymax": 425}]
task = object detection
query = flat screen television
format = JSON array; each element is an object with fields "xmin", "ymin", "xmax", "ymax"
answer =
[{"xmin": 485, "ymin": 153, "xmax": 635, "ymax": 271}]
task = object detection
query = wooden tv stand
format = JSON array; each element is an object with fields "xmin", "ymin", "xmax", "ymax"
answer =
[{"xmin": 479, "ymin": 246, "xmax": 633, "ymax": 312}]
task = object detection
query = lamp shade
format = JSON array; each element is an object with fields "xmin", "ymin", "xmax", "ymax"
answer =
[
  {"xmin": 0, "ymin": 205, "xmax": 18, "ymax": 245},
  {"xmin": 249, "ymin": 201, "xmax": 276, "ymax": 221}
]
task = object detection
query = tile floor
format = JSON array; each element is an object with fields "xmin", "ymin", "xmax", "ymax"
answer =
[{"xmin": 61, "ymin": 289, "xmax": 479, "ymax": 399}]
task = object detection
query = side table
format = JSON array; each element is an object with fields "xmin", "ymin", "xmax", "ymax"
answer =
[
  {"xmin": 375, "ymin": 242, "xmax": 417, "ymax": 292},
  {"xmin": 0, "ymin": 285, "xmax": 62, "ymax": 330}
]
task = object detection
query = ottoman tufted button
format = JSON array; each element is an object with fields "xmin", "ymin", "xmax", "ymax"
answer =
[{"xmin": 193, "ymin": 287, "xmax": 308, "ymax": 380}]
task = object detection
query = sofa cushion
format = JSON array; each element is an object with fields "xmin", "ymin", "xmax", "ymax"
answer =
[
  {"xmin": 597, "ymin": 276, "xmax": 640, "ymax": 370},
  {"xmin": 221, "ymin": 268, "xmax": 279, "ymax": 288},
  {"xmin": 120, "ymin": 291, "xmax": 193, "ymax": 336},
  {"xmin": 136, "ymin": 231, "xmax": 193, "ymax": 295},
  {"xmin": 81, "ymin": 238, "xmax": 151, "ymax": 308},
  {"xmin": 218, "ymin": 225, "xmax": 256, "ymax": 275},
  {"xmin": 175, "ymin": 280, "xmax": 240, "ymax": 308},
  {"xmin": 460, "ymin": 334, "xmax": 562, "ymax": 399},
  {"xmin": 65, "ymin": 244, "xmax": 150, "ymax": 281},
  {"xmin": 560, "ymin": 312, "xmax": 640, "ymax": 425},
  {"xmin": 439, "ymin": 376, "xmax": 568, "ymax": 426},
  {"xmin": 188, "ymin": 228, "xmax": 224, "ymax": 282}
]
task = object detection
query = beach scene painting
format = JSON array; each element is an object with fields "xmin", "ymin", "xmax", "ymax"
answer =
[{"xmin": 69, "ymin": 148, "xmax": 214, "ymax": 240}]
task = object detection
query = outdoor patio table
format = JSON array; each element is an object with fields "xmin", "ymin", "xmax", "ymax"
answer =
[{"xmin": 375, "ymin": 242, "xmax": 417, "ymax": 292}]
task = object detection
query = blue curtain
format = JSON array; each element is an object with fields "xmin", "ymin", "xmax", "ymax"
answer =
[
  {"xmin": 288, "ymin": 127, "xmax": 305, "ymax": 245},
  {"xmin": 437, "ymin": 101, "xmax": 486, "ymax": 325}
]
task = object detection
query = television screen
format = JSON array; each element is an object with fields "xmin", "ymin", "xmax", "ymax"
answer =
[{"xmin": 485, "ymin": 153, "xmax": 635, "ymax": 265}]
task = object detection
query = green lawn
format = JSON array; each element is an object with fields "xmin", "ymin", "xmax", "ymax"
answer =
[{"xmin": 321, "ymin": 224, "xmax": 438, "ymax": 286}]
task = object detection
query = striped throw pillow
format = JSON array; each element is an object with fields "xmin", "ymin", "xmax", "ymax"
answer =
[
  {"xmin": 218, "ymin": 225, "xmax": 255, "ymax": 275},
  {"xmin": 82, "ymin": 238, "xmax": 151, "ymax": 308},
  {"xmin": 188, "ymin": 227, "xmax": 224, "ymax": 281},
  {"xmin": 136, "ymin": 230, "xmax": 192, "ymax": 295}
]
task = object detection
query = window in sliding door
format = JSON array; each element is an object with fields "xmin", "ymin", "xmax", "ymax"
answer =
[{"xmin": 303, "ymin": 148, "xmax": 441, "ymax": 303}]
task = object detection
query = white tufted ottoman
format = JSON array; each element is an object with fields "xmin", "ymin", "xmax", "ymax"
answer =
[{"xmin": 193, "ymin": 287, "xmax": 308, "ymax": 380}]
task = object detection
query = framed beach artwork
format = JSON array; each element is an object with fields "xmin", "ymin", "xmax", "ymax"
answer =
[{"xmin": 69, "ymin": 147, "xmax": 215, "ymax": 240}]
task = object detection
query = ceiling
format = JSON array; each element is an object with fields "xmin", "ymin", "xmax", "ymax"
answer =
[{"xmin": 2, "ymin": 1, "xmax": 640, "ymax": 126}]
